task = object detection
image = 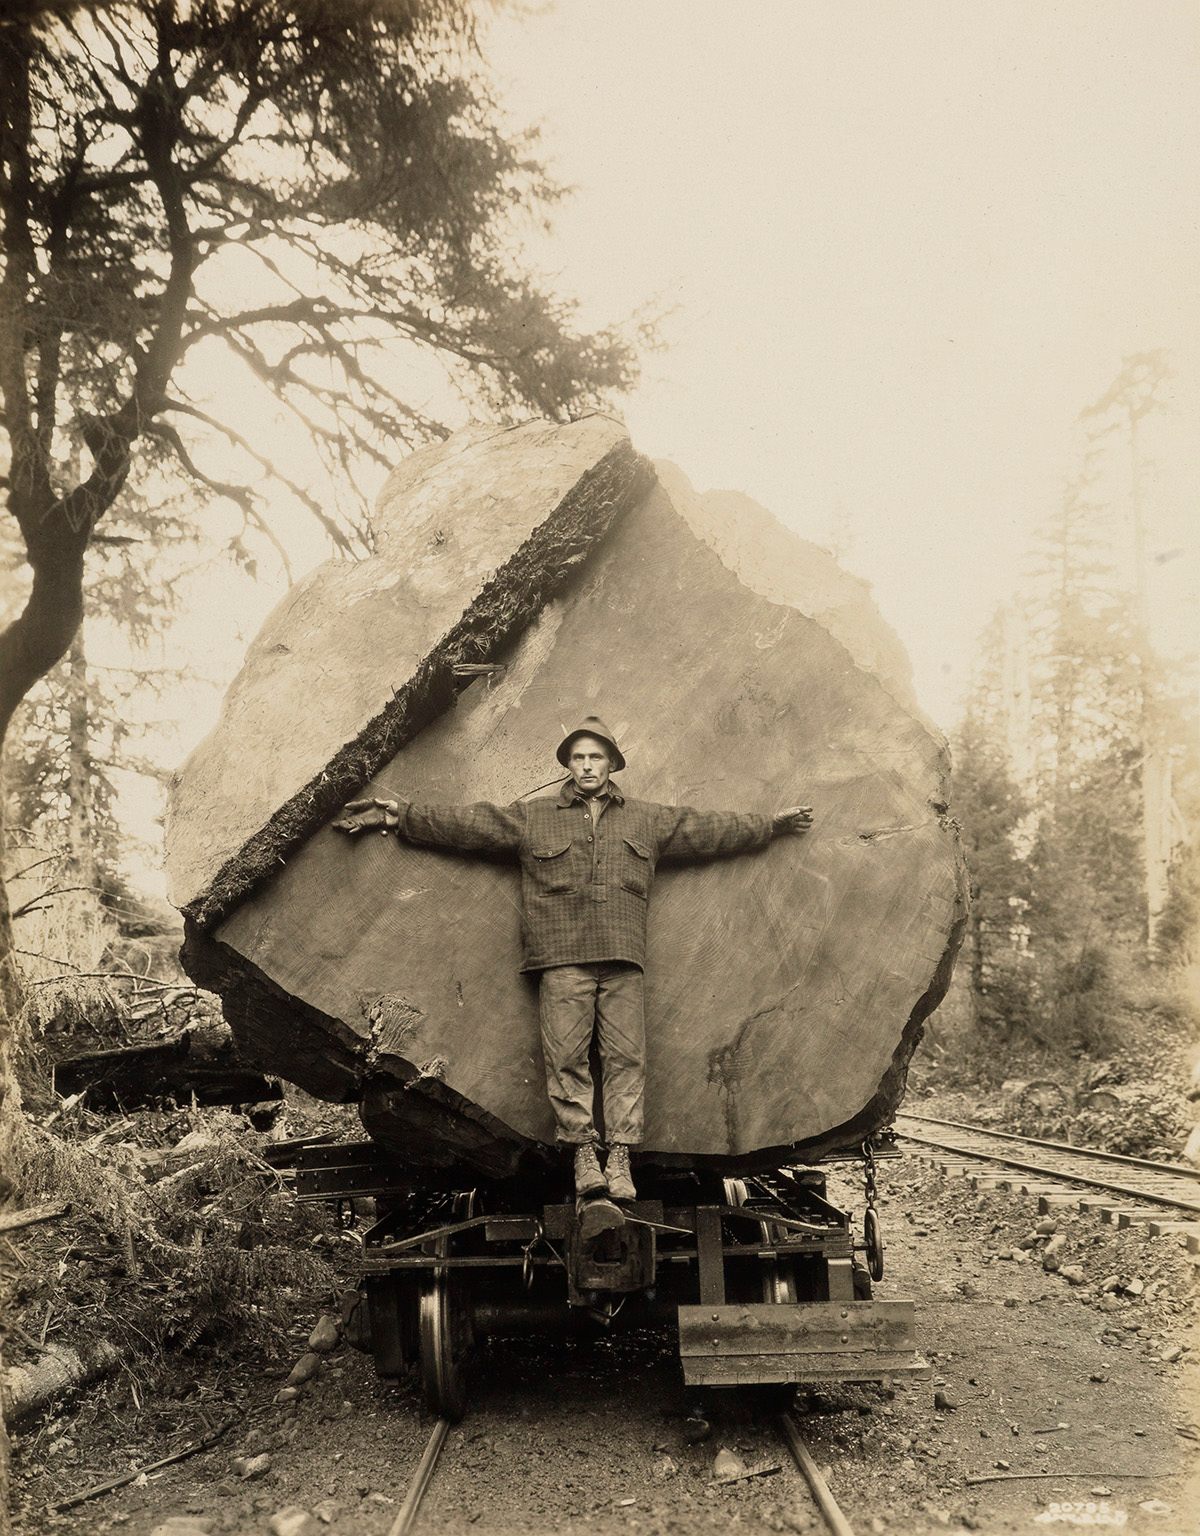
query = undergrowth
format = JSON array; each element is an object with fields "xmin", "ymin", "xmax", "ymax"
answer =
[
  {"xmin": 10, "ymin": 1105, "xmax": 347, "ymax": 1383},
  {"xmin": 913, "ymin": 971, "xmax": 1197, "ymax": 1159},
  {"xmin": 5, "ymin": 854, "xmax": 353, "ymax": 1411}
]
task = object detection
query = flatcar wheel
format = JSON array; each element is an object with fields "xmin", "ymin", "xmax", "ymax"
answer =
[
  {"xmin": 864, "ymin": 1206, "xmax": 884, "ymax": 1282},
  {"xmin": 418, "ymin": 1192, "xmax": 477, "ymax": 1422},
  {"xmin": 724, "ymin": 1178, "xmax": 797, "ymax": 1305},
  {"xmin": 723, "ymin": 1177, "xmax": 749, "ymax": 1207}
]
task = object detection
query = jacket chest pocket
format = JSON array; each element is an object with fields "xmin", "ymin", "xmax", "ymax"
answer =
[
  {"xmin": 620, "ymin": 837, "xmax": 652, "ymax": 898},
  {"xmin": 529, "ymin": 840, "xmax": 576, "ymax": 894}
]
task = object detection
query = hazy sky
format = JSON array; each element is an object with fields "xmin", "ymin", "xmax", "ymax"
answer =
[
  {"xmin": 168, "ymin": 0, "xmax": 1198, "ymax": 732},
  {"xmin": 479, "ymin": 0, "xmax": 1198, "ymax": 721}
]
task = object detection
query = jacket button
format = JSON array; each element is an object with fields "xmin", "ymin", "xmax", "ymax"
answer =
[{"xmin": 587, "ymin": 835, "xmax": 593, "ymax": 843}]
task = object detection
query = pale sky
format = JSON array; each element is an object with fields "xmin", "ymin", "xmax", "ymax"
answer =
[
  {"xmin": 480, "ymin": 0, "xmax": 1199, "ymax": 719},
  {"xmin": 57, "ymin": 0, "xmax": 1200, "ymax": 895}
]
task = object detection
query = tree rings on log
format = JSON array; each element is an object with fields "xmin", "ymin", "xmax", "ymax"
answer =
[{"xmin": 170, "ymin": 419, "xmax": 967, "ymax": 1176}]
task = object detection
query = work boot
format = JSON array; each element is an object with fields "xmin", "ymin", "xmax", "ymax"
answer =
[
  {"xmin": 578, "ymin": 1198, "xmax": 625, "ymax": 1242},
  {"xmin": 605, "ymin": 1143, "xmax": 636, "ymax": 1201},
  {"xmin": 574, "ymin": 1142, "xmax": 607, "ymax": 1200}
]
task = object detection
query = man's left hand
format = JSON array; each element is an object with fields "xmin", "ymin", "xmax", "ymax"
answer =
[{"xmin": 773, "ymin": 805, "xmax": 814, "ymax": 835}]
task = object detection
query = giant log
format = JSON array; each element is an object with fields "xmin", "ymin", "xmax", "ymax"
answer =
[{"xmin": 167, "ymin": 417, "xmax": 966, "ymax": 1177}]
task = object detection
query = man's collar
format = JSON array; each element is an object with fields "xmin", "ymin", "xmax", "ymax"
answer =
[{"xmin": 558, "ymin": 778, "xmax": 624, "ymax": 808}]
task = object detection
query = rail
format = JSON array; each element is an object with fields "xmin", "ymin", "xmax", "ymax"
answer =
[
  {"xmin": 386, "ymin": 1417, "xmax": 451, "ymax": 1536},
  {"xmin": 778, "ymin": 1410, "xmax": 858, "ymax": 1535},
  {"xmin": 895, "ymin": 1113, "xmax": 1200, "ymax": 1219},
  {"xmin": 899, "ymin": 1111, "xmax": 1199, "ymax": 1178}
]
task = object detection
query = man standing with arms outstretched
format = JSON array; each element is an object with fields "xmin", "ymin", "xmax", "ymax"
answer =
[{"xmin": 335, "ymin": 717, "xmax": 812, "ymax": 1207}]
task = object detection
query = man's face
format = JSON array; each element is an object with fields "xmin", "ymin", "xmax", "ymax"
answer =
[{"xmin": 568, "ymin": 735, "xmax": 612, "ymax": 796}]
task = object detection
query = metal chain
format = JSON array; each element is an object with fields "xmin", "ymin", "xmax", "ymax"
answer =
[
  {"xmin": 521, "ymin": 1220, "xmax": 544, "ymax": 1290},
  {"xmin": 861, "ymin": 1135, "xmax": 879, "ymax": 1213}
]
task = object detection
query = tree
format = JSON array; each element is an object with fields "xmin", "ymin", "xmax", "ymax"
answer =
[
  {"xmin": 1015, "ymin": 472, "xmax": 1145, "ymax": 1052},
  {"xmin": 1079, "ymin": 351, "xmax": 1176, "ymax": 945},
  {"xmin": 0, "ymin": 2, "xmax": 642, "ymax": 1486},
  {"xmin": 952, "ymin": 609, "xmax": 1033, "ymax": 1041},
  {"xmin": 956, "ymin": 458, "xmax": 1180, "ymax": 1058},
  {"xmin": 0, "ymin": 0, "xmax": 641, "ymax": 819},
  {"xmin": 7, "ymin": 476, "xmax": 192, "ymax": 919},
  {"xmin": 0, "ymin": 6, "xmax": 642, "ymax": 906}
]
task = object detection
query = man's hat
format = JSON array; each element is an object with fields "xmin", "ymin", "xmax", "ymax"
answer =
[{"xmin": 556, "ymin": 716, "xmax": 626, "ymax": 772}]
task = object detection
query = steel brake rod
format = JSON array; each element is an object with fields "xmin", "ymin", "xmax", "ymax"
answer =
[
  {"xmin": 714, "ymin": 1205, "xmax": 836, "ymax": 1234},
  {"xmin": 374, "ymin": 1214, "xmax": 493, "ymax": 1255},
  {"xmin": 621, "ymin": 1215, "xmax": 694, "ymax": 1235}
]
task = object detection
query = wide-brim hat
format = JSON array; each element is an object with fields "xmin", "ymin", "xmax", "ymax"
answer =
[{"xmin": 556, "ymin": 716, "xmax": 626, "ymax": 772}]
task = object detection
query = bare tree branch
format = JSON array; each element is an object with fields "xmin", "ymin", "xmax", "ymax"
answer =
[{"xmin": 143, "ymin": 416, "xmax": 294, "ymax": 581}]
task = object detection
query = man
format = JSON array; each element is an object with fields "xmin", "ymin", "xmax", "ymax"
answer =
[{"xmin": 334, "ymin": 716, "xmax": 812, "ymax": 1205}]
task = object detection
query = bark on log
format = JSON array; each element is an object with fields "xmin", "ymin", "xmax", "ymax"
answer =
[{"xmin": 170, "ymin": 419, "xmax": 967, "ymax": 1177}]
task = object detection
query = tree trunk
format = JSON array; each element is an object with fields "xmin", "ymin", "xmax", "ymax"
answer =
[
  {"xmin": 0, "ymin": 735, "xmax": 24, "ymax": 1536},
  {"xmin": 169, "ymin": 419, "xmax": 968, "ymax": 1177},
  {"xmin": 65, "ymin": 615, "xmax": 98, "ymax": 895}
]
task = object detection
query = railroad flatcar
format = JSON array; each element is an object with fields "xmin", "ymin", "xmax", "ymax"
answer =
[{"xmin": 267, "ymin": 1131, "xmax": 927, "ymax": 1420}]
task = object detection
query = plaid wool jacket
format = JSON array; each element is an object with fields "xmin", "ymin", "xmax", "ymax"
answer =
[{"xmin": 396, "ymin": 779, "xmax": 775, "ymax": 973}]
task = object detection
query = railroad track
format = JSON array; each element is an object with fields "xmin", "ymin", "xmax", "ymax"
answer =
[
  {"xmin": 896, "ymin": 1111, "xmax": 1200, "ymax": 1255},
  {"xmin": 388, "ymin": 1405, "xmax": 860, "ymax": 1535}
]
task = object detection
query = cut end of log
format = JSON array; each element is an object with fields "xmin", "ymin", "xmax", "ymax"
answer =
[{"xmin": 171, "ymin": 421, "xmax": 968, "ymax": 1176}]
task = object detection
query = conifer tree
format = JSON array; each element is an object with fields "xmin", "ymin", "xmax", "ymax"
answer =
[
  {"xmin": 952, "ymin": 610, "xmax": 1033, "ymax": 1039},
  {"xmin": 0, "ymin": 0, "xmax": 643, "ymax": 1100}
]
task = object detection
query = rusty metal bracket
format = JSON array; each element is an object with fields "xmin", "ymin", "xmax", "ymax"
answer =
[{"xmin": 714, "ymin": 1205, "xmax": 833, "ymax": 1236}]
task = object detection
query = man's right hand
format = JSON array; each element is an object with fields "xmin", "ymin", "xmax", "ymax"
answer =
[{"xmin": 333, "ymin": 797, "xmax": 402, "ymax": 835}]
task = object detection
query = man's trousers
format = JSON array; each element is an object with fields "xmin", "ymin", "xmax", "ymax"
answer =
[{"xmin": 537, "ymin": 961, "xmax": 645, "ymax": 1146}]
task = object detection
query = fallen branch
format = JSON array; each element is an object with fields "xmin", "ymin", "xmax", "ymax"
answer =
[
  {"xmin": 28, "ymin": 970, "xmax": 197, "ymax": 991},
  {"xmin": 0, "ymin": 1201, "xmax": 68, "ymax": 1234},
  {"xmin": 11, "ymin": 885, "xmax": 108, "ymax": 919},
  {"xmin": 50, "ymin": 1416, "xmax": 233, "ymax": 1512},
  {"xmin": 53, "ymin": 1025, "xmax": 278, "ymax": 1110},
  {"xmin": 965, "ymin": 1470, "xmax": 1157, "ymax": 1486},
  {"xmin": 42, "ymin": 1092, "xmax": 86, "ymax": 1128}
]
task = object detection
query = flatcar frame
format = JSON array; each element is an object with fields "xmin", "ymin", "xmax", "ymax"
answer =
[{"xmin": 265, "ymin": 1133, "xmax": 929, "ymax": 1419}]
